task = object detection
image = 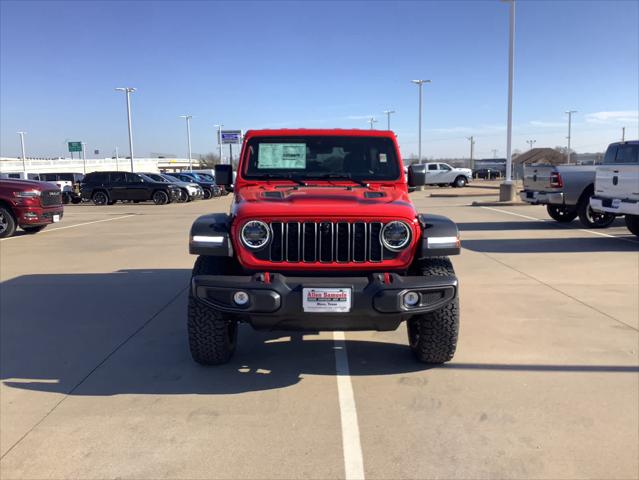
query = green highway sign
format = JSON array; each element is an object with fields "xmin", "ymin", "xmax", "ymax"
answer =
[{"xmin": 68, "ymin": 141, "xmax": 82, "ymax": 152}]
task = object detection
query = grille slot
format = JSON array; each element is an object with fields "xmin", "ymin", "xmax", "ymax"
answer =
[{"xmin": 267, "ymin": 221, "xmax": 390, "ymax": 263}]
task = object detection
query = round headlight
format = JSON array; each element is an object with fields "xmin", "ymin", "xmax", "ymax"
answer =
[
  {"xmin": 241, "ymin": 220, "xmax": 270, "ymax": 249},
  {"xmin": 381, "ymin": 221, "xmax": 411, "ymax": 251}
]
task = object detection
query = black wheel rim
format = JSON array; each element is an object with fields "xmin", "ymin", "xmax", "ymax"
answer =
[
  {"xmin": 94, "ymin": 193, "xmax": 106, "ymax": 204},
  {"xmin": 154, "ymin": 192, "xmax": 167, "ymax": 204}
]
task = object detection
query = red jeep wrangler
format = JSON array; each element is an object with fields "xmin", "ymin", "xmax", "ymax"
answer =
[{"xmin": 188, "ymin": 129, "xmax": 461, "ymax": 364}]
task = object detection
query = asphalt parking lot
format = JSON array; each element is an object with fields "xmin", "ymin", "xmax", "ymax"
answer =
[{"xmin": 1, "ymin": 189, "xmax": 638, "ymax": 479}]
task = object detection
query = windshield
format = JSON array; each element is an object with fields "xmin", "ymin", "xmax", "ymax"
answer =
[
  {"xmin": 139, "ymin": 174, "xmax": 161, "ymax": 183},
  {"xmin": 197, "ymin": 173, "xmax": 215, "ymax": 181},
  {"xmin": 144, "ymin": 173, "xmax": 167, "ymax": 182},
  {"xmin": 161, "ymin": 174, "xmax": 181, "ymax": 182},
  {"xmin": 243, "ymin": 136, "xmax": 400, "ymax": 181}
]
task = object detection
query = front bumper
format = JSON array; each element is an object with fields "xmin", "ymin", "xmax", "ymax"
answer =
[
  {"xmin": 192, "ymin": 272, "xmax": 458, "ymax": 331},
  {"xmin": 188, "ymin": 187, "xmax": 204, "ymax": 199},
  {"xmin": 590, "ymin": 196, "xmax": 639, "ymax": 216},
  {"xmin": 16, "ymin": 206, "xmax": 64, "ymax": 226},
  {"xmin": 520, "ymin": 190, "xmax": 564, "ymax": 205}
]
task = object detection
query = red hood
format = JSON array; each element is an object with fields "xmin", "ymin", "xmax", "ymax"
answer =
[
  {"xmin": 232, "ymin": 184, "xmax": 416, "ymax": 221},
  {"xmin": 0, "ymin": 179, "xmax": 57, "ymax": 192}
]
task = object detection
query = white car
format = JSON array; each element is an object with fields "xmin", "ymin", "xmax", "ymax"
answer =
[
  {"xmin": 590, "ymin": 140, "xmax": 639, "ymax": 236},
  {"xmin": 423, "ymin": 163, "xmax": 472, "ymax": 187}
]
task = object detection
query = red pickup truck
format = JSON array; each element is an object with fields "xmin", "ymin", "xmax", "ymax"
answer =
[
  {"xmin": 0, "ymin": 179, "xmax": 64, "ymax": 238},
  {"xmin": 187, "ymin": 129, "xmax": 461, "ymax": 365}
]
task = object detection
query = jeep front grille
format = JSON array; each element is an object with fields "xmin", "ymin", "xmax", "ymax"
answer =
[{"xmin": 265, "ymin": 221, "xmax": 386, "ymax": 263}]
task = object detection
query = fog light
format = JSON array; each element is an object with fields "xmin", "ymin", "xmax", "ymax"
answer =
[
  {"xmin": 403, "ymin": 291, "xmax": 420, "ymax": 307},
  {"xmin": 233, "ymin": 291, "xmax": 249, "ymax": 306}
]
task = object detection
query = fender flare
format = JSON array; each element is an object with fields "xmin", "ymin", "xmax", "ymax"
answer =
[
  {"xmin": 417, "ymin": 214, "xmax": 461, "ymax": 257},
  {"xmin": 189, "ymin": 213, "xmax": 233, "ymax": 256}
]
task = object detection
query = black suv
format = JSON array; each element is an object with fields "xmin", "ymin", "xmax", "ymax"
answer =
[{"xmin": 80, "ymin": 171, "xmax": 181, "ymax": 205}]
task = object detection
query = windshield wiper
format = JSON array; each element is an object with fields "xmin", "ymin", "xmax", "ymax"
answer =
[
  {"xmin": 306, "ymin": 173, "xmax": 369, "ymax": 188},
  {"xmin": 254, "ymin": 173, "xmax": 306, "ymax": 185}
]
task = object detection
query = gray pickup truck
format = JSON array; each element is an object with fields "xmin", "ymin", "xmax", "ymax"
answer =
[{"xmin": 520, "ymin": 164, "xmax": 615, "ymax": 228}]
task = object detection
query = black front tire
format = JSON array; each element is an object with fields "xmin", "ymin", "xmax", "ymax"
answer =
[
  {"xmin": 577, "ymin": 199, "xmax": 615, "ymax": 228},
  {"xmin": 453, "ymin": 176, "xmax": 467, "ymax": 188},
  {"xmin": 407, "ymin": 257, "xmax": 460, "ymax": 364},
  {"xmin": 153, "ymin": 190, "xmax": 169, "ymax": 205},
  {"xmin": 625, "ymin": 215, "xmax": 639, "ymax": 237},
  {"xmin": 546, "ymin": 205, "xmax": 578, "ymax": 223},
  {"xmin": 187, "ymin": 256, "xmax": 238, "ymax": 365},
  {"xmin": 0, "ymin": 206, "xmax": 17, "ymax": 238},
  {"xmin": 203, "ymin": 188, "xmax": 212, "ymax": 200}
]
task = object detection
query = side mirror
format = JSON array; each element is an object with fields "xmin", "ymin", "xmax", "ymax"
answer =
[
  {"xmin": 407, "ymin": 164, "xmax": 426, "ymax": 187},
  {"xmin": 215, "ymin": 164, "xmax": 233, "ymax": 186}
]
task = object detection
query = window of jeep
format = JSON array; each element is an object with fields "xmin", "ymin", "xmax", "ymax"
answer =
[{"xmin": 243, "ymin": 136, "xmax": 400, "ymax": 181}]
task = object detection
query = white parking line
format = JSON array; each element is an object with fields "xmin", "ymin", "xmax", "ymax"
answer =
[
  {"xmin": 333, "ymin": 331, "xmax": 365, "ymax": 480},
  {"xmin": 481, "ymin": 206, "xmax": 639, "ymax": 244},
  {"xmin": 1, "ymin": 215, "xmax": 137, "ymax": 242}
]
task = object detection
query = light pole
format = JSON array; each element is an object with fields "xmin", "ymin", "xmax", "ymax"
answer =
[
  {"xmin": 115, "ymin": 87, "xmax": 136, "ymax": 172},
  {"xmin": 467, "ymin": 136, "xmax": 475, "ymax": 170},
  {"xmin": 383, "ymin": 110, "xmax": 396, "ymax": 130},
  {"xmin": 17, "ymin": 131, "xmax": 27, "ymax": 176},
  {"xmin": 215, "ymin": 124, "xmax": 223, "ymax": 164},
  {"xmin": 180, "ymin": 115, "xmax": 193, "ymax": 171},
  {"xmin": 526, "ymin": 139, "xmax": 536, "ymax": 150},
  {"xmin": 492, "ymin": 149, "xmax": 498, "ymax": 159},
  {"xmin": 565, "ymin": 110, "xmax": 577, "ymax": 164},
  {"xmin": 368, "ymin": 117, "xmax": 378, "ymax": 129},
  {"xmin": 499, "ymin": 0, "xmax": 515, "ymax": 200},
  {"xmin": 115, "ymin": 146, "xmax": 119, "ymax": 171},
  {"xmin": 411, "ymin": 79, "xmax": 431, "ymax": 163},
  {"xmin": 81, "ymin": 142, "xmax": 87, "ymax": 174},
  {"xmin": 622, "ymin": 126, "xmax": 626, "ymax": 142}
]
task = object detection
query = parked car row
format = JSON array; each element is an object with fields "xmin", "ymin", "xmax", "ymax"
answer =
[
  {"xmin": 520, "ymin": 140, "xmax": 638, "ymax": 236},
  {"xmin": 79, "ymin": 171, "xmax": 227, "ymax": 205}
]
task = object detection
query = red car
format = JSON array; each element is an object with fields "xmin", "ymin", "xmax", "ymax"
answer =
[
  {"xmin": 187, "ymin": 129, "xmax": 461, "ymax": 365},
  {"xmin": 0, "ymin": 178, "xmax": 64, "ymax": 238}
]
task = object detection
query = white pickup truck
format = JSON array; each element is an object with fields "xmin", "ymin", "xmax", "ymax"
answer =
[
  {"xmin": 423, "ymin": 162, "xmax": 472, "ymax": 187},
  {"xmin": 590, "ymin": 140, "xmax": 639, "ymax": 236}
]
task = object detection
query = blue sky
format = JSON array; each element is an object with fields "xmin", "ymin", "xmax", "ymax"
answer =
[{"xmin": 1, "ymin": 0, "xmax": 637, "ymax": 159}]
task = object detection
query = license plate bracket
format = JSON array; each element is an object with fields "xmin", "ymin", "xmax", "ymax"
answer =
[{"xmin": 302, "ymin": 288, "xmax": 352, "ymax": 313}]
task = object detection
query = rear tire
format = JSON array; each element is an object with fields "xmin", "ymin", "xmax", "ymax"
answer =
[
  {"xmin": 22, "ymin": 225, "xmax": 46, "ymax": 234},
  {"xmin": 407, "ymin": 257, "xmax": 459, "ymax": 364},
  {"xmin": 546, "ymin": 205, "xmax": 578, "ymax": 223},
  {"xmin": 0, "ymin": 206, "xmax": 17, "ymax": 239},
  {"xmin": 92, "ymin": 191, "xmax": 109, "ymax": 206},
  {"xmin": 577, "ymin": 198, "xmax": 615, "ymax": 228},
  {"xmin": 187, "ymin": 256, "xmax": 238, "ymax": 365},
  {"xmin": 153, "ymin": 190, "xmax": 169, "ymax": 205},
  {"xmin": 625, "ymin": 215, "xmax": 639, "ymax": 237}
]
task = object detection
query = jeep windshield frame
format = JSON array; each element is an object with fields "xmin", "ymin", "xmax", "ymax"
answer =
[{"xmin": 242, "ymin": 136, "xmax": 401, "ymax": 182}]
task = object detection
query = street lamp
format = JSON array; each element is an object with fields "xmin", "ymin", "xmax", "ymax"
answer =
[
  {"xmin": 368, "ymin": 117, "xmax": 378, "ymax": 129},
  {"xmin": 499, "ymin": 0, "xmax": 515, "ymax": 201},
  {"xmin": 383, "ymin": 110, "xmax": 396, "ymax": 131},
  {"xmin": 180, "ymin": 115, "xmax": 193, "ymax": 171},
  {"xmin": 466, "ymin": 136, "xmax": 475, "ymax": 170},
  {"xmin": 565, "ymin": 110, "xmax": 577, "ymax": 164},
  {"xmin": 214, "ymin": 124, "xmax": 223, "ymax": 164},
  {"xmin": 115, "ymin": 87, "xmax": 136, "ymax": 172},
  {"xmin": 411, "ymin": 79, "xmax": 431, "ymax": 162},
  {"xmin": 17, "ymin": 132, "xmax": 27, "ymax": 176},
  {"xmin": 526, "ymin": 139, "xmax": 536, "ymax": 150}
]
